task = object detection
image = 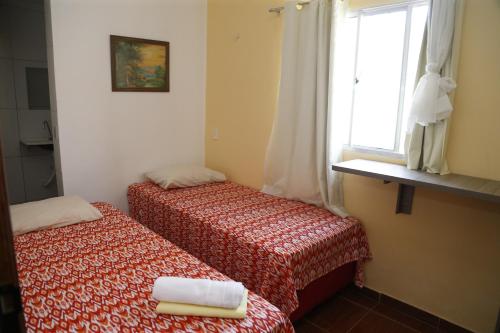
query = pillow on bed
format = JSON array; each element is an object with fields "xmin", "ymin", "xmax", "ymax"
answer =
[
  {"xmin": 145, "ymin": 165, "xmax": 226, "ymax": 189},
  {"xmin": 10, "ymin": 195, "xmax": 103, "ymax": 235}
]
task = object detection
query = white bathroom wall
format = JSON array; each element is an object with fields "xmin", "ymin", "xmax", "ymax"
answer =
[
  {"xmin": 46, "ymin": 0, "xmax": 207, "ymax": 210},
  {"xmin": 0, "ymin": 2, "xmax": 20, "ymax": 203}
]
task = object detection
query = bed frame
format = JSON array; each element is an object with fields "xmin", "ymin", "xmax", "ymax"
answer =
[
  {"xmin": 0, "ymin": 140, "xmax": 26, "ymax": 332},
  {"xmin": 290, "ymin": 261, "xmax": 356, "ymax": 321}
]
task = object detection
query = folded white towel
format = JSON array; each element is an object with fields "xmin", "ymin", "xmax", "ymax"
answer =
[{"xmin": 152, "ymin": 277, "xmax": 245, "ymax": 309}]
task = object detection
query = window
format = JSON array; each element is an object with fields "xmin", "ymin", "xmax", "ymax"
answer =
[
  {"xmin": 336, "ymin": 2, "xmax": 428, "ymax": 155},
  {"xmin": 26, "ymin": 67, "xmax": 51, "ymax": 110}
]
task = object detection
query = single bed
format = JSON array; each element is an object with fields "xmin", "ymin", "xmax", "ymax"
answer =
[
  {"xmin": 128, "ymin": 181, "xmax": 371, "ymax": 318},
  {"xmin": 14, "ymin": 202, "xmax": 293, "ymax": 332}
]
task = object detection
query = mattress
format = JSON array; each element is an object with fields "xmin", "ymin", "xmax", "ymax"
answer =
[
  {"xmin": 14, "ymin": 202, "xmax": 293, "ymax": 333},
  {"xmin": 128, "ymin": 181, "xmax": 371, "ymax": 316}
]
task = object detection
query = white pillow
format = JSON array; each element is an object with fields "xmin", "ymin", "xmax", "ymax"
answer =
[
  {"xmin": 10, "ymin": 195, "xmax": 103, "ymax": 235},
  {"xmin": 145, "ymin": 165, "xmax": 226, "ymax": 189}
]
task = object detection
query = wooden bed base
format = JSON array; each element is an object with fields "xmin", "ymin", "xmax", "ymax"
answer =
[{"xmin": 290, "ymin": 261, "xmax": 356, "ymax": 322}]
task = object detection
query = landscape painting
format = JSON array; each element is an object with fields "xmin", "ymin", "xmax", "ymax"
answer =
[{"xmin": 110, "ymin": 35, "xmax": 169, "ymax": 92}]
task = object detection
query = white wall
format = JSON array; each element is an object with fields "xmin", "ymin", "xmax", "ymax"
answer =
[{"xmin": 46, "ymin": 0, "xmax": 207, "ymax": 210}]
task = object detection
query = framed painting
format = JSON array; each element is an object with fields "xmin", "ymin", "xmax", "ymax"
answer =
[{"xmin": 110, "ymin": 35, "xmax": 169, "ymax": 92}]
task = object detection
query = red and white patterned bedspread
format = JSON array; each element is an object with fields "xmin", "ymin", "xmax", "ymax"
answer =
[
  {"xmin": 15, "ymin": 202, "xmax": 293, "ymax": 333},
  {"xmin": 128, "ymin": 182, "xmax": 371, "ymax": 316}
]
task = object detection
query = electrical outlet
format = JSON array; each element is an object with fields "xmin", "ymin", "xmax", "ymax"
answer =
[{"xmin": 212, "ymin": 128, "xmax": 219, "ymax": 140}]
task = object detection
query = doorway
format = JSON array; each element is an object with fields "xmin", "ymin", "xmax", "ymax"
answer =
[{"xmin": 0, "ymin": 0, "xmax": 59, "ymax": 204}]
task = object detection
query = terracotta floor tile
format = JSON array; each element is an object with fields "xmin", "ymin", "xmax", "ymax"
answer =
[
  {"xmin": 373, "ymin": 303, "xmax": 439, "ymax": 333},
  {"xmin": 294, "ymin": 319, "xmax": 327, "ymax": 333},
  {"xmin": 305, "ymin": 297, "xmax": 369, "ymax": 332},
  {"xmin": 380, "ymin": 295, "xmax": 440, "ymax": 327},
  {"xmin": 339, "ymin": 286, "xmax": 379, "ymax": 310},
  {"xmin": 350, "ymin": 312, "xmax": 418, "ymax": 333}
]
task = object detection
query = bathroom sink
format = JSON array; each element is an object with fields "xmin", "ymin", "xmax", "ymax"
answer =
[
  {"xmin": 21, "ymin": 139, "xmax": 53, "ymax": 146},
  {"xmin": 20, "ymin": 139, "xmax": 54, "ymax": 151}
]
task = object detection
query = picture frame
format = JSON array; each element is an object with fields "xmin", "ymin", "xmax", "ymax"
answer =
[{"xmin": 110, "ymin": 35, "xmax": 169, "ymax": 92}]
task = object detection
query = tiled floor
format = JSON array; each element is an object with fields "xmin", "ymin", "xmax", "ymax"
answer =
[{"xmin": 293, "ymin": 286, "xmax": 466, "ymax": 333}]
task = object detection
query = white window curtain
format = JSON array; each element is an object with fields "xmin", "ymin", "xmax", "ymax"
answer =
[
  {"xmin": 406, "ymin": 0, "xmax": 464, "ymax": 174},
  {"xmin": 262, "ymin": 0, "xmax": 348, "ymax": 217}
]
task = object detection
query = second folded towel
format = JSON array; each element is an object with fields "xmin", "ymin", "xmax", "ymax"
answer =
[
  {"xmin": 156, "ymin": 289, "xmax": 248, "ymax": 319},
  {"xmin": 152, "ymin": 277, "xmax": 246, "ymax": 309}
]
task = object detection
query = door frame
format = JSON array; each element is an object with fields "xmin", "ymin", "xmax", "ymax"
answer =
[{"xmin": 0, "ymin": 138, "xmax": 25, "ymax": 332}]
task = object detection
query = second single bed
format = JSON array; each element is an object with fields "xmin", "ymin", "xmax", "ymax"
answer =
[{"xmin": 128, "ymin": 181, "xmax": 371, "ymax": 318}]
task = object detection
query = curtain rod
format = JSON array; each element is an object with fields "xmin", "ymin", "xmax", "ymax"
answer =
[
  {"xmin": 269, "ymin": 1, "xmax": 311, "ymax": 14},
  {"xmin": 269, "ymin": 0, "xmax": 339, "ymax": 14}
]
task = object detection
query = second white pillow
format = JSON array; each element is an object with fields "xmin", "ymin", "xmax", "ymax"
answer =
[{"xmin": 145, "ymin": 165, "xmax": 226, "ymax": 189}]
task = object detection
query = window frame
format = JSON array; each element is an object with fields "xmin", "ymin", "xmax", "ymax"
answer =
[{"xmin": 345, "ymin": 0, "xmax": 428, "ymax": 158}]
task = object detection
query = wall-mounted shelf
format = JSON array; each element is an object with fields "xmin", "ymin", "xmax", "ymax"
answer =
[{"xmin": 332, "ymin": 159, "xmax": 500, "ymax": 214}]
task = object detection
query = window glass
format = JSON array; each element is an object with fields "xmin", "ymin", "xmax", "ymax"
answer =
[
  {"xmin": 341, "ymin": 3, "xmax": 429, "ymax": 155},
  {"xmin": 351, "ymin": 10, "xmax": 407, "ymax": 150}
]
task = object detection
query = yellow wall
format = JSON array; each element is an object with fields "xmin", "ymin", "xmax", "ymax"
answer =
[
  {"xmin": 205, "ymin": 0, "xmax": 284, "ymax": 188},
  {"xmin": 205, "ymin": 1, "xmax": 500, "ymax": 332},
  {"xmin": 446, "ymin": 1, "xmax": 500, "ymax": 179}
]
